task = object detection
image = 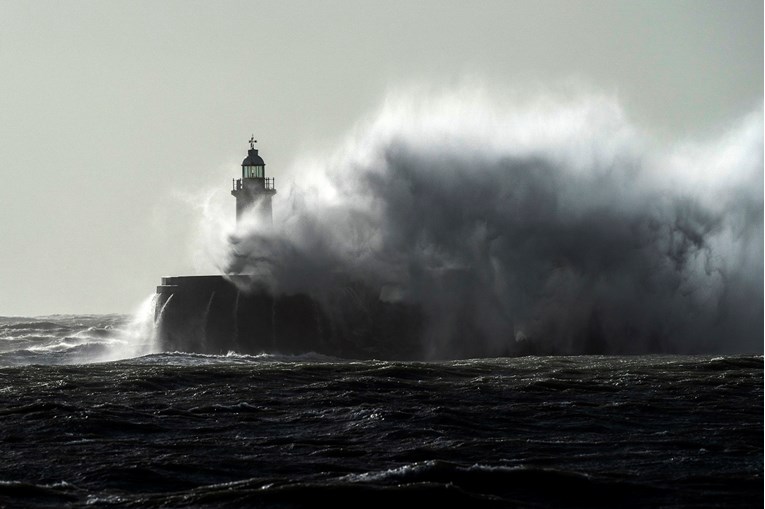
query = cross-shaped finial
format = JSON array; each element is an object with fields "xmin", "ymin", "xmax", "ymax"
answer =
[{"xmin": 249, "ymin": 135, "xmax": 257, "ymax": 149}]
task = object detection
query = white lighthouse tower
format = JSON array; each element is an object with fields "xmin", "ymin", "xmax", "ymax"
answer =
[{"xmin": 231, "ymin": 136, "xmax": 277, "ymax": 223}]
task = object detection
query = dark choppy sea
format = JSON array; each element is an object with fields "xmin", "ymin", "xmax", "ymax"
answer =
[{"xmin": 0, "ymin": 314, "xmax": 762, "ymax": 508}]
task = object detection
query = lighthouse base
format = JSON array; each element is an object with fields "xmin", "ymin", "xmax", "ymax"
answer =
[{"xmin": 154, "ymin": 275, "xmax": 424, "ymax": 359}]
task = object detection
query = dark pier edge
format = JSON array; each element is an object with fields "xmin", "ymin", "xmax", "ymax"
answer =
[{"xmin": 154, "ymin": 275, "xmax": 424, "ymax": 359}]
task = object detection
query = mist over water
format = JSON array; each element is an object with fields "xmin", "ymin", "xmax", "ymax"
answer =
[{"xmin": 224, "ymin": 88, "xmax": 763, "ymax": 357}]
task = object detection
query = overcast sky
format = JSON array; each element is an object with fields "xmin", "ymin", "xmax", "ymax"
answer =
[{"xmin": 0, "ymin": 0, "xmax": 762, "ymax": 316}]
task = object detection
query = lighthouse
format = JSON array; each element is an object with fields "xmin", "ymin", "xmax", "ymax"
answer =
[
  {"xmin": 231, "ymin": 136, "xmax": 277, "ymax": 223},
  {"xmin": 155, "ymin": 136, "xmax": 422, "ymax": 358}
]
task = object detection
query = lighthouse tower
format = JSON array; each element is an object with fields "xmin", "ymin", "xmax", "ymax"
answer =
[{"xmin": 231, "ymin": 136, "xmax": 277, "ymax": 223}]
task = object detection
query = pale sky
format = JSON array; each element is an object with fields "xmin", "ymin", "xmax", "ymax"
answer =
[{"xmin": 0, "ymin": 0, "xmax": 762, "ymax": 316}]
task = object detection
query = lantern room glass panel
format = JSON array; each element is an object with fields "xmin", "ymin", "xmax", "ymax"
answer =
[{"xmin": 243, "ymin": 165, "xmax": 265, "ymax": 178}]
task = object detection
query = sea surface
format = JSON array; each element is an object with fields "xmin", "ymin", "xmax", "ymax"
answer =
[{"xmin": 0, "ymin": 314, "xmax": 762, "ymax": 508}]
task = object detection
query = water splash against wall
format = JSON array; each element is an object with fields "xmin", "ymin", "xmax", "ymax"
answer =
[{"xmin": 92, "ymin": 294, "xmax": 160, "ymax": 362}]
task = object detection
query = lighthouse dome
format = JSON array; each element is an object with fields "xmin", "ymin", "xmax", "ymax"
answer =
[{"xmin": 242, "ymin": 149, "xmax": 265, "ymax": 166}]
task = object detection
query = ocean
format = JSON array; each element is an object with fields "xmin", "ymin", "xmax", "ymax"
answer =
[{"xmin": 0, "ymin": 314, "xmax": 761, "ymax": 508}]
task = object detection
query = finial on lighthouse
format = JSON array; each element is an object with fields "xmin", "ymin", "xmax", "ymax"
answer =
[{"xmin": 249, "ymin": 135, "xmax": 257, "ymax": 149}]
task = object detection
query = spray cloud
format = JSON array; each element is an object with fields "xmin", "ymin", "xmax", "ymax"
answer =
[{"xmin": 222, "ymin": 86, "xmax": 762, "ymax": 357}]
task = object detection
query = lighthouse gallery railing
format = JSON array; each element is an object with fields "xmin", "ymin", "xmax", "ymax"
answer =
[{"xmin": 233, "ymin": 177, "xmax": 275, "ymax": 191}]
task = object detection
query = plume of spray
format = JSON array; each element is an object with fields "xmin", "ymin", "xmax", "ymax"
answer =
[
  {"xmin": 87, "ymin": 294, "xmax": 161, "ymax": 363},
  {"xmin": 222, "ymin": 85, "xmax": 763, "ymax": 358}
]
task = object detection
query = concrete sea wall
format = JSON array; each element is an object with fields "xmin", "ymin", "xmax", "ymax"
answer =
[{"xmin": 155, "ymin": 275, "xmax": 423, "ymax": 359}]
